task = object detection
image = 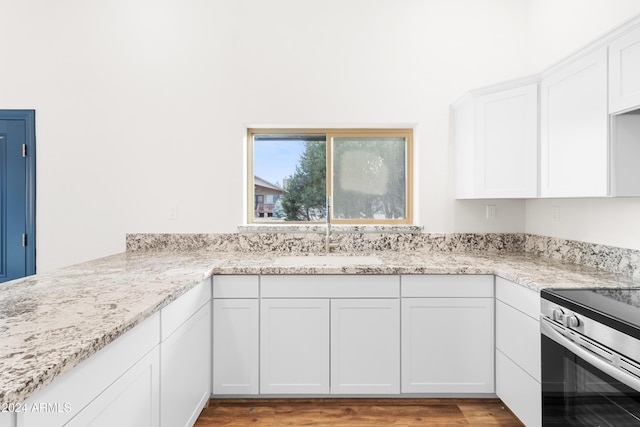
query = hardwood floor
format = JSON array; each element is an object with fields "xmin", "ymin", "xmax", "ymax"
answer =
[{"xmin": 194, "ymin": 398, "xmax": 525, "ymax": 426}]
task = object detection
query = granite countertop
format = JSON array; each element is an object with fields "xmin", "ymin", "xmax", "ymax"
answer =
[{"xmin": 1, "ymin": 249, "xmax": 639, "ymax": 404}]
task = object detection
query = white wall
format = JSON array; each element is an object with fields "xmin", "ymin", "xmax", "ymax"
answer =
[
  {"xmin": 5, "ymin": 1, "xmax": 639, "ymax": 272},
  {"xmin": 526, "ymin": 0, "xmax": 640, "ymax": 71},
  {"xmin": 0, "ymin": 0, "xmax": 532, "ymax": 271},
  {"xmin": 525, "ymin": 0, "xmax": 640, "ymax": 250}
]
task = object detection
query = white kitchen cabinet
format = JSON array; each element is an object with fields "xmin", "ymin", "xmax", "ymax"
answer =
[
  {"xmin": 260, "ymin": 298, "xmax": 330, "ymax": 394},
  {"xmin": 160, "ymin": 303, "xmax": 211, "ymax": 427},
  {"xmin": 496, "ymin": 351, "xmax": 541, "ymax": 427},
  {"xmin": 65, "ymin": 347, "xmax": 160, "ymax": 427},
  {"xmin": 212, "ymin": 299, "xmax": 259, "ymax": 395},
  {"xmin": 19, "ymin": 313, "xmax": 161, "ymax": 427},
  {"xmin": 212, "ymin": 275, "xmax": 259, "ymax": 395},
  {"xmin": 540, "ymin": 47, "xmax": 609, "ymax": 197},
  {"xmin": 259, "ymin": 275, "xmax": 400, "ymax": 395},
  {"xmin": 159, "ymin": 278, "xmax": 211, "ymax": 427},
  {"xmin": 454, "ymin": 81, "xmax": 538, "ymax": 199},
  {"xmin": 609, "ymin": 24, "xmax": 640, "ymax": 114},
  {"xmin": 0, "ymin": 412, "xmax": 16, "ymax": 427},
  {"xmin": 330, "ymin": 299, "xmax": 400, "ymax": 394},
  {"xmin": 401, "ymin": 275, "xmax": 494, "ymax": 394},
  {"xmin": 495, "ymin": 277, "xmax": 541, "ymax": 427}
]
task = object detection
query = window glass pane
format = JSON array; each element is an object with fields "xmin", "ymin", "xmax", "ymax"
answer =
[
  {"xmin": 253, "ymin": 135, "xmax": 326, "ymax": 222},
  {"xmin": 332, "ymin": 136, "xmax": 406, "ymax": 220}
]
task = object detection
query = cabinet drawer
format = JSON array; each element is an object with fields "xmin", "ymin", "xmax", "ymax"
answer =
[
  {"xmin": 161, "ymin": 278, "xmax": 211, "ymax": 341},
  {"xmin": 401, "ymin": 275, "xmax": 493, "ymax": 298},
  {"xmin": 261, "ymin": 275, "xmax": 399, "ymax": 298},
  {"xmin": 495, "ymin": 277, "xmax": 539, "ymax": 319},
  {"xmin": 496, "ymin": 350, "xmax": 541, "ymax": 427},
  {"xmin": 496, "ymin": 300, "xmax": 541, "ymax": 381},
  {"xmin": 213, "ymin": 275, "xmax": 259, "ymax": 298}
]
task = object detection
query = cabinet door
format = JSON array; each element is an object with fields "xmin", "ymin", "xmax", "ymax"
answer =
[
  {"xmin": 454, "ymin": 97, "xmax": 476, "ymax": 199},
  {"xmin": 65, "ymin": 347, "xmax": 160, "ymax": 427},
  {"xmin": 213, "ymin": 299, "xmax": 259, "ymax": 395},
  {"xmin": 540, "ymin": 47, "xmax": 608, "ymax": 197},
  {"xmin": 475, "ymin": 84, "xmax": 538, "ymax": 198},
  {"xmin": 330, "ymin": 299, "xmax": 400, "ymax": 394},
  {"xmin": 160, "ymin": 303, "xmax": 211, "ymax": 427},
  {"xmin": 401, "ymin": 298, "xmax": 494, "ymax": 393},
  {"xmin": 260, "ymin": 299, "xmax": 330, "ymax": 394},
  {"xmin": 496, "ymin": 350, "xmax": 541, "ymax": 427},
  {"xmin": 610, "ymin": 25, "xmax": 640, "ymax": 113}
]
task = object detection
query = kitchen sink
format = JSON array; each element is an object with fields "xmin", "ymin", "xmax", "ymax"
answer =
[{"xmin": 272, "ymin": 254, "xmax": 383, "ymax": 266}]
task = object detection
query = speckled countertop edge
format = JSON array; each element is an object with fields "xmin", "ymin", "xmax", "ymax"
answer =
[{"xmin": 1, "ymin": 249, "xmax": 639, "ymax": 404}]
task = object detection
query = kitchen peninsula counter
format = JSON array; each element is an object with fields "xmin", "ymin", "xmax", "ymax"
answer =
[{"xmin": 1, "ymin": 249, "xmax": 639, "ymax": 405}]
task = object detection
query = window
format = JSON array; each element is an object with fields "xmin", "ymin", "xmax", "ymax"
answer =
[{"xmin": 248, "ymin": 129, "xmax": 413, "ymax": 224}]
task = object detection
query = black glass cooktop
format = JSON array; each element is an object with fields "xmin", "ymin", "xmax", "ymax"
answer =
[{"xmin": 541, "ymin": 288, "xmax": 640, "ymax": 340}]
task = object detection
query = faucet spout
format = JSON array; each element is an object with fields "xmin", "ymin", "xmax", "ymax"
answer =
[{"xmin": 325, "ymin": 197, "xmax": 331, "ymax": 254}]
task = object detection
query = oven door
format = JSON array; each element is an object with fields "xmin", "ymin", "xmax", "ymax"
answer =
[{"xmin": 541, "ymin": 320, "xmax": 640, "ymax": 426}]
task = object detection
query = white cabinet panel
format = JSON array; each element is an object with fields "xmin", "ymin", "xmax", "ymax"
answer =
[
  {"xmin": 261, "ymin": 275, "xmax": 399, "ymax": 298},
  {"xmin": 213, "ymin": 299, "xmax": 259, "ymax": 395},
  {"xmin": 496, "ymin": 300, "xmax": 541, "ymax": 382},
  {"xmin": 330, "ymin": 299, "xmax": 400, "ymax": 394},
  {"xmin": 160, "ymin": 303, "xmax": 211, "ymax": 427},
  {"xmin": 495, "ymin": 277, "xmax": 539, "ymax": 319},
  {"xmin": 260, "ymin": 299, "xmax": 330, "ymax": 394},
  {"xmin": 496, "ymin": 350, "xmax": 541, "ymax": 427},
  {"xmin": 610, "ymin": 25, "xmax": 640, "ymax": 113},
  {"xmin": 0, "ymin": 412, "xmax": 16, "ymax": 427},
  {"xmin": 213, "ymin": 275, "xmax": 259, "ymax": 298},
  {"xmin": 65, "ymin": 347, "xmax": 160, "ymax": 427},
  {"xmin": 401, "ymin": 297, "xmax": 494, "ymax": 393},
  {"xmin": 454, "ymin": 81, "xmax": 538, "ymax": 199},
  {"xmin": 402, "ymin": 275, "xmax": 494, "ymax": 298},
  {"xmin": 474, "ymin": 84, "xmax": 538, "ymax": 198},
  {"xmin": 454, "ymin": 97, "xmax": 476, "ymax": 199},
  {"xmin": 540, "ymin": 47, "xmax": 608, "ymax": 197},
  {"xmin": 161, "ymin": 278, "xmax": 211, "ymax": 341}
]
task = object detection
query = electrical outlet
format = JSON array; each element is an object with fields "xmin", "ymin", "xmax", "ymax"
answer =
[
  {"xmin": 168, "ymin": 205, "xmax": 178, "ymax": 220},
  {"xmin": 486, "ymin": 205, "xmax": 496, "ymax": 220},
  {"xmin": 551, "ymin": 206, "xmax": 560, "ymax": 223}
]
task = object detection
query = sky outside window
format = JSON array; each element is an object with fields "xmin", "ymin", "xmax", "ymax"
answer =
[{"xmin": 254, "ymin": 139, "xmax": 306, "ymax": 186}]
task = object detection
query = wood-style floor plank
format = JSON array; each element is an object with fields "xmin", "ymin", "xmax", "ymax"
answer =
[{"xmin": 194, "ymin": 399, "xmax": 525, "ymax": 427}]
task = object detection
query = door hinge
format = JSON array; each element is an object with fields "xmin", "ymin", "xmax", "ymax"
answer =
[
  {"xmin": 22, "ymin": 233, "xmax": 27, "ymax": 247},
  {"xmin": 22, "ymin": 144, "xmax": 27, "ymax": 158}
]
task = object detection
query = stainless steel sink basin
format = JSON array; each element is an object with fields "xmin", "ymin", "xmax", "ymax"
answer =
[{"xmin": 272, "ymin": 255, "xmax": 383, "ymax": 266}]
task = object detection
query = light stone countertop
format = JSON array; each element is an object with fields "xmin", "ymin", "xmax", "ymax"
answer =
[{"xmin": 1, "ymin": 249, "xmax": 639, "ymax": 404}]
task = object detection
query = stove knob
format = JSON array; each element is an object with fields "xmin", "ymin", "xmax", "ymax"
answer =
[
  {"xmin": 551, "ymin": 308, "xmax": 564, "ymax": 322},
  {"xmin": 562, "ymin": 314, "xmax": 580, "ymax": 328}
]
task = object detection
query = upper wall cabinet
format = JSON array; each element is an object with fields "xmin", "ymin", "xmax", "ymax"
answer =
[
  {"xmin": 454, "ymin": 81, "xmax": 538, "ymax": 199},
  {"xmin": 610, "ymin": 25, "xmax": 640, "ymax": 114},
  {"xmin": 540, "ymin": 47, "xmax": 609, "ymax": 198}
]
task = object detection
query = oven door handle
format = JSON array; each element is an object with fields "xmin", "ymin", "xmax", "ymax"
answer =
[{"xmin": 541, "ymin": 319, "xmax": 640, "ymax": 392}]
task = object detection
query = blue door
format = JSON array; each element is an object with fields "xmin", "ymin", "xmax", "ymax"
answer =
[{"xmin": 0, "ymin": 110, "xmax": 35, "ymax": 283}]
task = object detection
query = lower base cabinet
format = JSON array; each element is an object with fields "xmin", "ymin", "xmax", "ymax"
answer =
[
  {"xmin": 495, "ymin": 277, "xmax": 541, "ymax": 427},
  {"xmin": 496, "ymin": 350, "xmax": 541, "ymax": 427},
  {"xmin": 331, "ymin": 299, "xmax": 400, "ymax": 394},
  {"xmin": 66, "ymin": 347, "xmax": 160, "ymax": 427},
  {"xmin": 16, "ymin": 279, "xmax": 212, "ymax": 427},
  {"xmin": 212, "ymin": 298, "xmax": 259, "ymax": 395},
  {"xmin": 260, "ymin": 299, "xmax": 330, "ymax": 394},
  {"xmin": 401, "ymin": 275, "xmax": 495, "ymax": 394},
  {"xmin": 160, "ymin": 303, "xmax": 211, "ymax": 427}
]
